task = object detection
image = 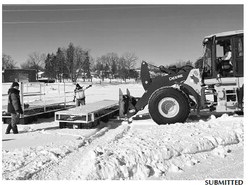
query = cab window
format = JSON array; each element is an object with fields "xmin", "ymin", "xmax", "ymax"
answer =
[
  {"xmin": 202, "ymin": 43, "xmax": 212, "ymax": 77},
  {"xmin": 215, "ymin": 39, "xmax": 233, "ymax": 77},
  {"xmin": 216, "ymin": 39, "xmax": 231, "ymax": 59},
  {"xmin": 236, "ymin": 37, "xmax": 243, "ymax": 57}
]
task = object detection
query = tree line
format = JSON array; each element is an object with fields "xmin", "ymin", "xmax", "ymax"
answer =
[
  {"xmin": 3, "ymin": 42, "xmax": 203, "ymax": 82},
  {"xmin": 2, "ymin": 42, "xmax": 140, "ymax": 82}
]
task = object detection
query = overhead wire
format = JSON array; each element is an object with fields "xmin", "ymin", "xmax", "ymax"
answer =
[
  {"xmin": 2, "ymin": 5, "xmax": 162, "ymax": 12},
  {"xmin": 3, "ymin": 5, "xmax": 163, "ymax": 24},
  {"xmin": 3, "ymin": 20, "xmax": 90, "ymax": 24}
]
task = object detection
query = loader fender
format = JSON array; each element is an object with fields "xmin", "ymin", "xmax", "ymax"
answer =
[
  {"xmin": 182, "ymin": 68, "xmax": 204, "ymax": 110},
  {"xmin": 180, "ymin": 83, "xmax": 202, "ymax": 109},
  {"xmin": 183, "ymin": 68, "xmax": 202, "ymax": 96}
]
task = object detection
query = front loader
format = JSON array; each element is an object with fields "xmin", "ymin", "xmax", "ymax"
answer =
[
  {"xmin": 119, "ymin": 30, "xmax": 244, "ymax": 125},
  {"xmin": 119, "ymin": 61, "xmax": 203, "ymax": 124}
]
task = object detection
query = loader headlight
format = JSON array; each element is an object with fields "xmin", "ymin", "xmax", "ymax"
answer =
[
  {"xmin": 218, "ymin": 91, "xmax": 225, "ymax": 99},
  {"xmin": 129, "ymin": 109, "xmax": 136, "ymax": 113}
]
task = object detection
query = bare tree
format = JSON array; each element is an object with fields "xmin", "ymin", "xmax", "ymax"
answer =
[
  {"xmin": 2, "ymin": 54, "xmax": 17, "ymax": 70},
  {"xmin": 106, "ymin": 53, "xmax": 119, "ymax": 77},
  {"xmin": 21, "ymin": 52, "xmax": 46, "ymax": 70},
  {"xmin": 174, "ymin": 59, "xmax": 193, "ymax": 68},
  {"xmin": 121, "ymin": 52, "xmax": 138, "ymax": 69},
  {"xmin": 20, "ymin": 52, "xmax": 46, "ymax": 79}
]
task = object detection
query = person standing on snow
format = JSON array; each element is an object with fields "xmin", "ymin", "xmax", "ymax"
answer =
[
  {"xmin": 73, "ymin": 83, "xmax": 92, "ymax": 106},
  {"xmin": 5, "ymin": 82, "xmax": 23, "ymax": 134}
]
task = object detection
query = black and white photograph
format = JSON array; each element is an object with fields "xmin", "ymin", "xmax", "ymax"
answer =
[{"xmin": 1, "ymin": 1, "xmax": 245, "ymax": 184}]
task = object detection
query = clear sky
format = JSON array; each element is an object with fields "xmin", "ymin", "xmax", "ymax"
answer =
[{"xmin": 2, "ymin": 4, "xmax": 243, "ymax": 67}]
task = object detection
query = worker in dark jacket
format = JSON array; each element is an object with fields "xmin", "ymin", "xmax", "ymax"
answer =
[{"xmin": 5, "ymin": 82, "xmax": 23, "ymax": 134}]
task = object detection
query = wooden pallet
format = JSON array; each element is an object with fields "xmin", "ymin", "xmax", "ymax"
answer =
[{"xmin": 55, "ymin": 100, "xmax": 119, "ymax": 128}]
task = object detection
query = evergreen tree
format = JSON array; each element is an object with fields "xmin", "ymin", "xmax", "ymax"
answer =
[
  {"xmin": 55, "ymin": 47, "xmax": 67, "ymax": 82},
  {"xmin": 111, "ymin": 60, "xmax": 117, "ymax": 78},
  {"xmin": 82, "ymin": 51, "xmax": 91, "ymax": 81},
  {"xmin": 66, "ymin": 43, "xmax": 75, "ymax": 82},
  {"xmin": 44, "ymin": 53, "xmax": 56, "ymax": 79}
]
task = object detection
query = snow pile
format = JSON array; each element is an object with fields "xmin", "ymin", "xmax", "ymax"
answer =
[
  {"xmin": 2, "ymin": 121, "xmax": 130, "ymax": 180},
  {"xmin": 2, "ymin": 114, "xmax": 243, "ymax": 180},
  {"xmin": 2, "ymin": 141, "xmax": 79, "ymax": 180},
  {"xmin": 70, "ymin": 114, "xmax": 243, "ymax": 180}
]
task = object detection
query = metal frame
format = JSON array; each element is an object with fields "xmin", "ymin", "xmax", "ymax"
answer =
[
  {"xmin": 55, "ymin": 100, "xmax": 119, "ymax": 126},
  {"xmin": 2, "ymin": 82, "xmax": 76, "ymax": 124}
]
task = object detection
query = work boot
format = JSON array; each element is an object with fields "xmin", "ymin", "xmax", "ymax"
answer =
[
  {"xmin": 5, "ymin": 124, "xmax": 12, "ymax": 134},
  {"xmin": 12, "ymin": 126, "xmax": 19, "ymax": 134}
]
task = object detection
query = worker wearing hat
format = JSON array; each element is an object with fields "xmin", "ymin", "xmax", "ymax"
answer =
[
  {"xmin": 5, "ymin": 82, "xmax": 23, "ymax": 134},
  {"xmin": 73, "ymin": 83, "xmax": 92, "ymax": 106}
]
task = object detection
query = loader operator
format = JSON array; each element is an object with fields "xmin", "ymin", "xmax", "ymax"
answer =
[
  {"xmin": 222, "ymin": 45, "xmax": 232, "ymax": 61},
  {"xmin": 73, "ymin": 83, "xmax": 92, "ymax": 106},
  {"xmin": 219, "ymin": 44, "xmax": 233, "ymax": 77}
]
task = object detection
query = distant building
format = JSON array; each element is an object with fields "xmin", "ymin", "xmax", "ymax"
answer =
[
  {"xmin": 2, "ymin": 69, "xmax": 37, "ymax": 82},
  {"xmin": 37, "ymin": 71, "xmax": 45, "ymax": 79}
]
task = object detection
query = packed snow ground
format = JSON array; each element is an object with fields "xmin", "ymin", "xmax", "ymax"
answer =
[{"xmin": 1, "ymin": 82, "xmax": 244, "ymax": 180}]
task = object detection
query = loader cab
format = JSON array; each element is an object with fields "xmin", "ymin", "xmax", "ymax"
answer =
[
  {"xmin": 202, "ymin": 30, "xmax": 243, "ymax": 79},
  {"xmin": 201, "ymin": 30, "xmax": 243, "ymax": 113}
]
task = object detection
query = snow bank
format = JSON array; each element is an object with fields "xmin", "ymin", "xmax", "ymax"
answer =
[
  {"xmin": 2, "ymin": 114, "xmax": 243, "ymax": 180},
  {"xmin": 2, "ymin": 121, "xmax": 130, "ymax": 180},
  {"xmin": 2, "ymin": 145, "xmax": 74, "ymax": 180},
  {"xmin": 70, "ymin": 114, "xmax": 243, "ymax": 180}
]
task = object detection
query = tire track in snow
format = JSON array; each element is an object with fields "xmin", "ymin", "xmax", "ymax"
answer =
[
  {"xmin": 41, "ymin": 123, "xmax": 131, "ymax": 180},
  {"xmin": 3, "ymin": 115, "xmax": 243, "ymax": 180},
  {"xmin": 27, "ymin": 122, "xmax": 130, "ymax": 180},
  {"xmin": 69, "ymin": 115, "xmax": 243, "ymax": 180}
]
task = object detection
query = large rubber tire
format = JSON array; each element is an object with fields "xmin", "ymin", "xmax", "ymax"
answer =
[{"xmin": 148, "ymin": 87, "xmax": 190, "ymax": 125}]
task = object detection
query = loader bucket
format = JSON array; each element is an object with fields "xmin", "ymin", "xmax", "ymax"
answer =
[{"xmin": 119, "ymin": 88, "xmax": 138, "ymax": 118}]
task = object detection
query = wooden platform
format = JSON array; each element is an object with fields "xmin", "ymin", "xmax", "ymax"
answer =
[
  {"xmin": 55, "ymin": 100, "xmax": 119, "ymax": 128},
  {"xmin": 2, "ymin": 103, "xmax": 75, "ymax": 125}
]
